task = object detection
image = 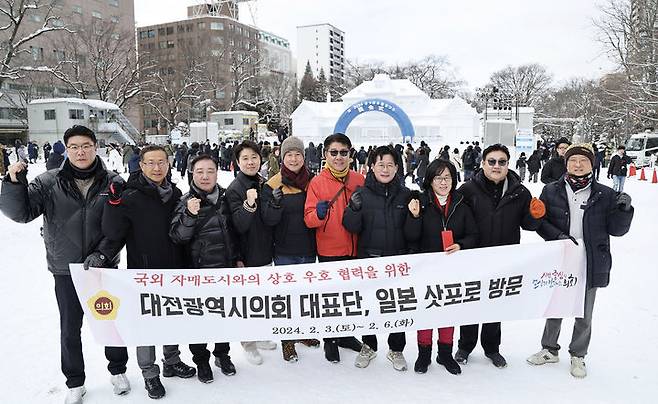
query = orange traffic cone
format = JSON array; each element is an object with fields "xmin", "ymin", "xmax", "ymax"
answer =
[
  {"xmin": 652, "ymin": 168, "xmax": 658, "ymax": 184},
  {"xmin": 629, "ymin": 163, "xmax": 636, "ymax": 177},
  {"xmin": 639, "ymin": 167, "xmax": 647, "ymax": 181}
]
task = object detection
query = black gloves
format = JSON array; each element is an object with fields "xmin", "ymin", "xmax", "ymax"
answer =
[
  {"xmin": 349, "ymin": 191, "xmax": 363, "ymax": 211},
  {"xmin": 83, "ymin": 252, "xmax": 107, "ymax": 270},
  {"xmin": 271, "ymin": 187, "xmax": 283, "ymax": 207},
  {"xmin": 316, "ymin": 201, "xmax": 329, "ymax": 220},
  {"xmin": 616, "ymin": 192, "xmax": 632, "ymax": 211},
  {"xmin": 557, "ymin": 233, "xmax": 579, "ymax": 245}
]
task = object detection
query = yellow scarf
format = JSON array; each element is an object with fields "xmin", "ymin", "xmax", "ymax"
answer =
[{"xmin": 326, "ymin": 164, "xmax": 350, "ymax": 180}]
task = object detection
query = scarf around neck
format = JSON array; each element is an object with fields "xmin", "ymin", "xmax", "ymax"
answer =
[
  {"xmin": 141, "ymin": 173, "xmax": 173, "ymax": 203},
  {"xmin": 326, "ymin": 164, "xmax": 349, "ymax": 180},
  {"xmin": 281, "ymin": 164, "xmax": 311, "ymax": 190},
  {"xmin": 565, "ymin": 172, "xmax": 593, "ymax": 192}
]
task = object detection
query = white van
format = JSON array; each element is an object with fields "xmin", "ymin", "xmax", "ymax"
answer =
[{"xmin": 625, "ymin": 132, "xmax": 658, "ymax": 166}]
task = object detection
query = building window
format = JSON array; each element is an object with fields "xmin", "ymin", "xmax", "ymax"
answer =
[
  {"xmin": 29, "ymin": 14, "xmax": 42, "ymax": 22},
  {"xmin": 211, "ymin": 36, "xmax": 224, "ymax": 44},
  {"xmin": 139, "ymin": 31, "xmax": 148, "ymax": 39},
  {"xmin": 147, "ymin": 29, "xmax": 155, "ymax": 38},
  {"xmin": 53, "ymin": 49, "xmax": 66, "ymax": 61},
  {"xmin": 108, "ymin": 0, "xmax": 119, "ymax": 6},
  {"xmin": 158, "ymin": 27, "xmax": 165, "ymax": 35},
  {"xmin": 91, "ymin": 11, "xmax": 102, "ymax": 19},
  {"xmin": 30, "ymin": 46, "xmax": 43, "ymax": 61},
  {"xmin": 224, "ymin": 118, "xmax": 234, "ymax": 125},
  {"xmin": 72, "ymin": 5, "xmax": 82, "ymax": 14},
  {"xmin": 110, "ymin": 16, "xmax": 119, "ymax": 24},
  {"xmin": 242, "ymin": 118, "xmax": 249, "ymax": 125},
  {"xmin": 167, "ymin": 40, "xmax": 175, "ymax": 48},
  {"xmin": 215, "ymin": 90, "xmax": 225, "ymax": 99},
  {"xmin": 159, "ymin": 41, "xmax": 166, "ymax": 49},
  {"xmin": 51, "ymin": 18, "xmax": 64, "ymax": 27},
  {"xmin": 44, "ymin": 110, "xmax": 56, "ymax": 120},
  {"xmin": 198, "ymin": 22, "xmax": 206, "ymax": 30},
  {"xmin": 166, "ymin": 26, "xmax": 174, "ymax": 35},
  {"xmin": 69, "ymin": 109, "xmax": 84, "ymax": 120},
  {"xmin": 210, "ymin": 22, "xmax": 224, "ymax": 30}
]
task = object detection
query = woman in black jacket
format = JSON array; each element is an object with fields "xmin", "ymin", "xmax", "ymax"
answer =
[
  {"xmin": 343, "ymin": 145, "xmax": 412, "ymax": 372},
  {"xmin": 404, "ymin": 159, "xmax": 479, "ymax": 375},
  {"xmin": 261, "ymin": 136, "xmax": 320, "ymax": 362},
  {"xmin": 170, "ymin": 154, "xmax": 239, "ymax": 383}
]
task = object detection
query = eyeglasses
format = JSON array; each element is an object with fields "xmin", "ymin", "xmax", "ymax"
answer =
[
  {"xmin": 328, "ymin": 149, "xmax": 349, "ymax": 157},
  {"xmin": 143, "ymin": 161, "xmax": 168, "ymax": 168},
  {"xmin": 374, "ymin": 163, "xmax": 396, "ymax": 170},
  {"xmin": 486, "ymin": 158, "xmax": 508, "ymax": 167},
  {"xmin": 432, "ymin": 176, "xmax": 452, "ymax": 183},
  {"xmin": 67, "ymin": 144, "xmax": 95, "ymax": 152}
]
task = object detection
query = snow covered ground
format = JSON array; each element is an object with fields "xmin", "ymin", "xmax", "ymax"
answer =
[{"xmin": 0, "ymin": 159, "xmax": 656, "ymax": 404}]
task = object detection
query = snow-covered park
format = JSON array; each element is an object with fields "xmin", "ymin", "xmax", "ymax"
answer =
[{"xmin": 0, "ymin": 157, "xmax": 656, "ymax": 404}]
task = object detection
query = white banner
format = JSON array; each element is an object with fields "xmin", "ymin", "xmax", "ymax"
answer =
[{"xmin": 70, "ymin": 240, "xmax": 586, "ymax": 347}]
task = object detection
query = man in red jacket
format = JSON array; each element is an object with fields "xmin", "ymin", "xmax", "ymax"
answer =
[{"xmin": 304, "ymin": 133, "xmax": 365, "ymax": 363}]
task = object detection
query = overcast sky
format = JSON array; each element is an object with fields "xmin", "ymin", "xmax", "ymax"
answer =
[{"xmin": 134, "ymin": 0, "xmax": 616, "ymax": 90}]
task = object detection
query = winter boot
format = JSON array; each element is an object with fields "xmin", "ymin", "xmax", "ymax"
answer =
[
  {"xmin": 386, "ymin": 350, "xmax": 408, "ymax": 371},
  {"xmin": 570, "ymin": 356, "xmax": 587, "ymax": 378},
  {"xmin": 256, "ymin": 340, "xmax": 277, "ymax": 350},
  {"xmin": 214, "ymin": 354, "xmax": 236, "ymax": 376},
  {"xmin": 436, "ymin": 343, "xmax": 461, "ymax": 375},
  {"xmin": 64, "ymin": 386, "xmax": 86, "ymax": 404},
  {"xmin": 144, "ymin": 376, "xmax": 165, "ymax": 400},
  {"xmin": 162, "ymin": 360, "xmax": 196, "ymax": 378},
  {"xmin": 414, "ymin": 345, "xmax": 432, "ymax": 374},
  {"xmin": 242, "ymin": 343, "xmax": 263, "ymax": 365},
  {"xmin": 110, "ymin": 373, "xmax": 131, "ymax": 396},
  {"xmin": 527, "ymin": 348, "xmax": 559, "ymax": 365},
  {"xmin": 282, "ymin": 341, "xmax": 298, "ymax": 362},
  {"xmin": 354, "ymin": 344, "xmax": 377, "ymax": 368},
  {"xmin": 485, "ymin": 352, "xmax": 508, "ymax": 369},
  {"xmin": 324, "ymin": 339, "xmax": 340, "ymax": 363},
  {"xmin": 300, "ymin": 339, "xmax": 321, "ymax": 348},
  {"xmin": 337, "ymin": 336, "xmax": 363, "ymax": 352},
  {"xmin": 197, "ymin": 362, "xmax": 214, "ymax": 384},
  {"xmin": 454, "ymin": 348, "xmax": 470, "ymax": 365}
]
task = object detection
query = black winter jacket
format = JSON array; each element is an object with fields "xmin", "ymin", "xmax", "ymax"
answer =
[
  {"xmin": 458, "ymin": 170, "xmax": 541, "ymax": 247},
  {"xmin": 0, "ymin": 158, "xmax": 121, "ymax": 274},
  {"xmin": 261, "ymin": 172, "xmax": 316, "ymax": 257},
  {"xmin": 537, "ymin": 178, "xmax": 633, "ymax": 288},
  {"xmin": 527, "ymin": 154, "xmax": 542, "ymax": 173},
  {"xmin": 46, "ymin": 153, "xmax": 65, "ymax": 170},
  {"xmin": 607, "ymin": 154, "xmax": 631, "ymax": 177},
  {"xmin": 342, "ymin": 172, "xmax": 411, "ymax": 258},
  {"xmin": 102, "ymin": 172, "xmax": 184, "ymax": 269},
  {"xmin": 169, "ymin": 185, "xmax": 238, "ymax": 269},
  {"xmin": 541, "ymin": 156, "xmax": 566, "ymax": 184},
  {"xmin": 225, "ymin": 171, "xmax": 273, "ymax": 266},
  {"xmin": 404, "ymin": 190, "xmax": 479, "ymax": 253}
]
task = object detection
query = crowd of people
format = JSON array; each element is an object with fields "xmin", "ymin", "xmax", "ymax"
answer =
[{"xmin": 0, "ymin": 125, "xmax": 634, "ymax": 404}]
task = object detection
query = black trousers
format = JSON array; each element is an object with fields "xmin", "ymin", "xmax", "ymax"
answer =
[
  {"xmin": 318, "ymin": 255, "xmax": 360, "ymax": 347},
  {"xmin": 189, "ymin": 342, "xmax": 230, "ymax": 365},
  {"xmin": 54, "ymin": 275, "xmax": 128, "ymax": 388},
  {"xmin": 362, "ymin": 333, "xmax": 406, "ymax": 352},
  {"xmin": 458, "ymin": 322, "xmax": 501, "ymax": 355}
]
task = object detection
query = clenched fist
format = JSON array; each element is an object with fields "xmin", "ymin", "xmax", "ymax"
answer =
[
  {"xmin": 408, "ymin": 199, "xmax": 420, "ymax": 218},
  {"xmin": 529, "ymin": 197, "xmax": 546, "ymax": 219},
  {"xmin": 246, "ymin": 188, "xmax": 258, "ymax": 207},
  {"xmin": 187, "ymin": 197, "xmax": 201, "ymax": 215}
]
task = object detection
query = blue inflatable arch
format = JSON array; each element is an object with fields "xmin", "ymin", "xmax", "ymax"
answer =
[{"xmin": 333, "ymin": 98, "xmax": 415, "ymax": 143}]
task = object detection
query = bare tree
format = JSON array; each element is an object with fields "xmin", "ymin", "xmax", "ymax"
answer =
[
  {"xmin": 488, "ymin": 63, "xmax": 553, "ymax": 106},
  {"xmin": 259, "ymin": 71, "xmax": 296, "ymax": 124},
  {"xmin": 0, "ymin": 0, "xmax": 71, "ymax": 87},
  {"xmin": 594, "ymin": 0, "xmax": 658, "ymax": 127}
]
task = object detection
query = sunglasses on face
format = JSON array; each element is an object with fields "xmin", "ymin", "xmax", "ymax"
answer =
[
  {"xmin": 328, "ymin": 149, "xmax": 349, "ymax": 157},
  {"xmin": 486, "ymin": 158, "xmax": 508, "ymax": 167}
]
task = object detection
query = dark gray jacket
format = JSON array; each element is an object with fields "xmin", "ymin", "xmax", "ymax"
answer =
[{"xmin": 0, "ymin": 158, "xmax": 121, "ymax": 275}]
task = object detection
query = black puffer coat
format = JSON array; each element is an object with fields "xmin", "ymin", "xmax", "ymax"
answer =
[
  {"xmin": 261, "ymin": 172, "xmax": 316, "ymax": 257},
  {"xmin": 102, "ymin": 172, "xmax": 184, "ymax": 269},
  {"xmin": 537, "ymin": 178, "xmax": 633, "ymax": 288},
  {"xmin": 541, "ymin": 156, "xmax": 566, "ymax": 184},
  {"xmin": 458, "ymin": 169, "xmax": 541, "ymax": 247},
  {"xmin": 170, "ymin": 185, "xmax": 238, "ymax": 269},
  {"xmin": 0, "ymin": 158, "xmax": 121, "ymax": 274},
  {"xmin": 225, "ymin": 171, "xmax": 273, "ymax": 266},
  {"xmin": 342, "ymin": 172, "xmax": 411, "ymax": 258},
  {"xmin": 404, "ymin": 190, "xmax": 479, "ymax": 252}
]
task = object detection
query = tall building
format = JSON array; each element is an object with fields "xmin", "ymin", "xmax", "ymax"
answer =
[
  {"xmin": 258, "ymin": 29, "xmax": 293, "ymax": 76},
  {"xmin": 136, "ymin": 2, "xmax": 265, "ymax": 135},
  {"xmin": 0, "ymin": 0, "xmax": 136, "ymax": 144},
  {"xmin": 296, "ymin": 23, "xmax": 345, "ymax": 89}
]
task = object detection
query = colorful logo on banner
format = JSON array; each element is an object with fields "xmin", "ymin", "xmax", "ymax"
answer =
[{"xmin": 87, "ymin": 290, "xmax": 120, "ymax": 320}]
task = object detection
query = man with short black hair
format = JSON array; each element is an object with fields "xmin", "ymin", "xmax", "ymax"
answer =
[
  {"xmin": 0, "ymin": 125, "xmax": 130, "ymax": 404},
  {"xmin": 102, "ymin": 145, "xmax": 196, "ymax": 399},
  {"xmin": 607, "ymin": 145, "xmax": 632, "ymax": 192},
  {"xmin": 541, "ymin": 137, "xmax": 570, "ymax": 184},
  {"xmin": 455, "ymin": 143, "xmax": 546, "ymax": 369}
]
